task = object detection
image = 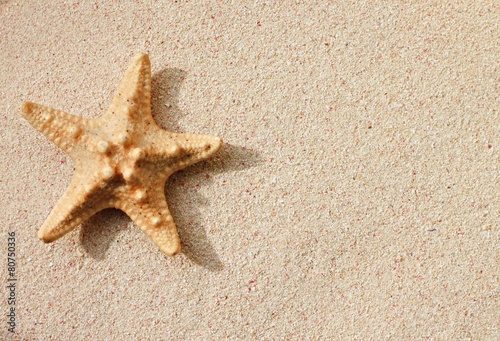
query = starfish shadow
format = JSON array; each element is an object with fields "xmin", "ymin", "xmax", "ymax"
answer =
[
  {"xmin": 151, "ymin": 67, "xmax": 187, "ymax": 131},
  {"xmin": 151, "ymin": 68, "xmax": 228, "ymax": 270},
  {"xmin": 166, "ymin": 142, "xmax": 263, "ymax": 271},
  {"xmin": 209, "ymin": 142, "xmax": 263, "ymax": 173},
  {"xmin": 79, "ymin": 208, "xmax": 130, "ymax": 260}
]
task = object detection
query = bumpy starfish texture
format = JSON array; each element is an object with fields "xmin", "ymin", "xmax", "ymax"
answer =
[{"xmin": 20, "ymin": 54, "xmax": 222, "ymax": 256}]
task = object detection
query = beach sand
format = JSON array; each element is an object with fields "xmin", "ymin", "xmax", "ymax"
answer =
[{"xmin": 1, "ymin": 1, "xmax": 498, "ymax": 339}]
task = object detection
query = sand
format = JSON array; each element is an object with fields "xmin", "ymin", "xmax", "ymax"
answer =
[{"xmin": 0, "ymin": 1, "xmax": 498, "ymax": 340}]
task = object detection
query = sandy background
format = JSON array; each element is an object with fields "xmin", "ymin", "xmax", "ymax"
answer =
[{"xmin": 1, "ymin": 1, "xmax": 498, "ymax": 340}]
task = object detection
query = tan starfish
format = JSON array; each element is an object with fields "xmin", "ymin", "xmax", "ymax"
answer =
[{"xmin": 20, "ymin": 54, "xmax": 222, "ymax": 256}]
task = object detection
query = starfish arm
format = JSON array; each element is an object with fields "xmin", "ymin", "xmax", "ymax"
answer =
[
  {"xmin": 142, "ymin": 131, "xmax": 223, "ymax": 171},
  {"xmin": 20, "ymin": 102, "xmax": 90, "ymax": 157},
  {"xmin": 97, "ymin": 54, "xmax": 157, "ymax": 133},
  {"xmin": 117, "ymin": 187, "xmax": 181, "ymax": 256},
  {"xmin": 38, "ymin": 172, "xmax": 112, "ymax": 243}
]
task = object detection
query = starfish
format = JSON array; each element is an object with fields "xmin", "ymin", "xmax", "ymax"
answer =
[{"xmin": 20, "ymin": 54, "xmax": 222, "ymax": 256}]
